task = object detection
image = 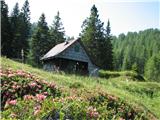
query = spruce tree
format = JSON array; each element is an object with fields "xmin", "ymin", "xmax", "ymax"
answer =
[
  {"xmin": 19, "ymin": 0, "xmax": 31, "ymax": 59},
  {"xmin": 9, "ymin": 1, "xmax": 31, "ymax": 60},
  {"xmin": 30, "ymin": 13, "xmax": 50, "ymax": 67},
  {"xmin": 10, "ymin": 3, "xmax": 21, "ymax": 58},
  {"xmin": 104, "ymin": 20, "xmax": 114, "ymax": 70},
  {"xmin": 1, "ymin": 0, "xmax": 12, "ymax": 57},
  {"xmin": 50, "ymin": 11, "xmax": 65, "ymax": 45},
  {"xmin": 145, "ymin": 52, "xmax": 160, "ymax": 81},
  {"xmin": 80, "ymin": 5, "xmax": 105, "ymax": 68}
]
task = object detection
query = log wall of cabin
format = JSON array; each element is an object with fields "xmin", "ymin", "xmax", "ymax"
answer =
[
  {"xmin": 56, "ymin": 41, "xmax": 99, "ymax": 76},
  {"xmin": 43, "ymin": 41, "xmax": 99, "ymax": 76}
]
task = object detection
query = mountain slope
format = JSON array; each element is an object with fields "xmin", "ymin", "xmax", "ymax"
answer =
[{"xmin": 1, "ymin": 57, "xmax": 160, "ymax": 119}]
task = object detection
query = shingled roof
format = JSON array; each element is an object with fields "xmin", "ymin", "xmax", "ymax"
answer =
[
  {"xmin": 41, "ymin": 39, "xmax": 78, "ymax": 60},
  {"xmin": 40, "ymin": 38, "xmax": 98, "ymax": 67}
]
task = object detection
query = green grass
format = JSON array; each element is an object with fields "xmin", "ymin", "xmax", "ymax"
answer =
[
  {"xmin": 1, "ymin": 57, "xmax": 160, "ymax": 119},
  {"xmin": 99, "ymin": 69, "xmax": 145, "ymax": 81}
]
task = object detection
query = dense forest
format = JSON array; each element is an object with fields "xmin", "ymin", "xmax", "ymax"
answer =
[
  {"xmin": 112, "ymin": 29, "xmax": 160, "ymax": 81},
  {"xmin": 1, "ymin": 0, "xmax": 160, "ymax": 81}
]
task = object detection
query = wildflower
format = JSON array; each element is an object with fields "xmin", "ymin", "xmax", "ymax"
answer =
[
  {"xmin": 41, "ymin": 80, "xmax": 48, "ymax": 84},
  {"xmin": 36, "ymin": 94, "xmax": 46, "ymax": 101},
  {"xmin": 29, "ymin": 82, "xmax": 37, "ymax": 87},
  {"xmin": 0, "ymin": 73, "xmax": 7, "ymax": 77},
  {"xmin": 7, "ymin": 99, "xmax": 17, "ymax": 105},
  {"xmin": 12, "ymin": 85, "xmax": 17, "ymax": 89},
  {"xmin": 24, "ymin": 95, "xmax": 34, "ymax": 100},
  {"xmin": 37, "ymin": 85, "xmax": 42, "ymax": 88},
  {"xmin": 34, "ymin": 105, "xmax": 41, "ymax": 115},
  {"xmin": 87, "ymin": 106, "xmax": 99, "ymax": 119},
  {"xmin": 8, "ymin": 74, "xmax": 15, "ymax": 78},
  {"xmin": 17, "ymin": 70, "xmax": 25, "ymax": 76},
  {"xmin": 4, "ymin": 92, "xmax": 11, "ymax": 97},
  {"xmin": 49, "ymin": 83, "xmax": 56, "ymax": 88},
  {"xmin": 43, "ymin": 92, "xmax": 48, "ymax": 96},
  {"xmin": 108, "ymin": 95, "xmax": 117, "ymax": 101}
]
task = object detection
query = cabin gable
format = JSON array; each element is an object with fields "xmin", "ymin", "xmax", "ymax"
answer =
[{"xmin": 42, "ymin": 39, "xmax": 99, "ymax": 76}]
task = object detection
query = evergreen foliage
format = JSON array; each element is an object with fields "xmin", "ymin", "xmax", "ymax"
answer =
[
  {"xmin": 104, "ymin": 20, "xmax": 114, "ymax": 70},
  {"xmin": 80, "ymin": 5, "xmax": 113, "ymax": 70},
  {"xmin": 112, "ymin": 29, "xmax": 160, "ymax": 81},
  {"xmin": 8, "ymin": 0, "xmax": 31, "ymax": 60},
  {"xmin": 1, "ymin": 0, "xmax": 12, "ymax": 57},
  {"xmin": 19, "ymin": 0, "xmax": 31, "ymax": 58},
  {"xmin": 29, "ymin": 13, "xmax": 50, "ymax": 67},
  {"xmin": 145, "ymin": 52, "xmax": 160, "ymax": 82},
  {"xmin": 10, "ymin": 3, "xmax": 21, "ymax": 58},
  {"xmin": 50, "ymin": 11, "xmax": 65, "ymax": 45}
]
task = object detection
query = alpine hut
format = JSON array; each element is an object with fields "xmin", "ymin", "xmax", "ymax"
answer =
[{"xmin": 41, "ymin": 38, "xmax": 99, "ymax": 76}]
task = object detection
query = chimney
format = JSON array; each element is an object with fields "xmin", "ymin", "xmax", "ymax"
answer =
[{"xmin": 65, "ymin": 40, "xmax": 69, "ymax": 45}]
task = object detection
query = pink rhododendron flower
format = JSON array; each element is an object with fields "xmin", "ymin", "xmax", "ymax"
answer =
[
  {"xmin": 16, "ymin": 70, "xmax": 26, "ymax": 76},
  {"xmin": 43, "ymin": 92, "xmax": 48, "ymax": 95},
  {"xmin": 7, "ymin": 100, "xmax": 17, "ymax": 105},
  {"xmin": 49, "ymin": 83, "xmax": 56, "ymax": 88},
  {"xmin": 0, "ymin": 73, "xmax": 7, "ymax": 77},
  {"xmin": 34, "ymin": 105, "xmax": 41, "ymax": 115},
  {"xmin": 29, "ymin": 82, "xmax": 37, "ymax": 87},
  {"xmin": 37, "ymin": 85, "xmax": 42, "ymax": 88},
  {"xmin": 24, "ymin": 95, "xmax": 34, "ymax": 100},
  {"xmin": 87, "ymin": 106, "xmax": 99, "ymax": 118},
  {"xmin": 36, "ymin": 94, "xmax": 46, "ymax": 101},
  {"xmin": 8, "ymin": 74, "xmax": 15, "ymax": 78},
  {"xmin": 108, "ymin": 95, "xmax": 117, "ymax": 101}
]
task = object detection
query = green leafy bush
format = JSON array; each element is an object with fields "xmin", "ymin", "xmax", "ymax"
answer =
[{"xmin": 99, "ymin": 70, "xmax": 145, "ymax": 81}]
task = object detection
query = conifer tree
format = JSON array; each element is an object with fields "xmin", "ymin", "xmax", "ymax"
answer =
[
  {"xmin": 1, "ymin": 0, "xmax": 12, "ymax": 57},
  {"xmin": 30, "ymin": 13, "xmax": 50, "ymax": 67},
  {"xmin": 50, "ymin": 11, "xmax": 65, "ymax": 45},
  {"xmin": 80, "ymin": 5, "xmax": 105, "ymax": 68},
  {"xmin": 19, "ymin": 0, "xmax": 31, "ymax": 59},
  {"xmin": 10, "ymin": 3, "xmax": 21, "ymax": 58},
  {"xmin": 9, "ymin": 0, "xmax": 31, "ymax": 60},
  {"xmin": 145, "ymin": 52, "xmax": 160, "ymax": 81},
  {"xmin": 104, "ymin": 20, "xmax": 114, "ymax": 70}
]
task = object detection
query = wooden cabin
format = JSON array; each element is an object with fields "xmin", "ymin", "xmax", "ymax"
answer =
[{"xmin": 41, "ymin": 38, "xmax": 99, "ymax": 76}]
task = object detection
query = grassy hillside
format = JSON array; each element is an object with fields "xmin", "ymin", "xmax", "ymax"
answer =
[{"xmin": 1, "ymin": 57, "xmax": 160, "ymax": 119}]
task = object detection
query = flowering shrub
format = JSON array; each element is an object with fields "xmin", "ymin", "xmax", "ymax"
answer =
[
  {"xmin": 1, "ymin": 68, "xmax": 156, "ymax": 120},
  {"xmin": 1, "ymin": 68, "xmax": 61, "ymax": 110}
]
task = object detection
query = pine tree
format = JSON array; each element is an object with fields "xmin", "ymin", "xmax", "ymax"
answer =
[
  {"xmin": 9, "ymin": 1, "xmax": 31, "ymax": 60},
  {"xmin": 104, "ymin": 20, "xmax": 114, "ymax": 70},
  {"xmin": 30, "ymin": 13, "xmax": 50, "ymax": 67},
  {"xmin": 19, "ymin": 0, "xmax": 31, "ymax": 60},
  {"xmin": 1, "ymin": 0, "xmax": 12, "ymax": 57},
  {"xmin": 145, "ymin": 52, "xmax": 160, "ymax": 81},
  {"xmin": 50, "ymin": 11, "xmax": 65, "ymax": 45},
  {"xmin": 10, "ymin": 3, "xmax": 21, "ymax": 58},
  {"xmin": 80, "ymin": 5, "xmax": 105, "ymax": 68},
  {"xmin": 112, "ymin": 28, "xmax": 160, "ymax": 78}
]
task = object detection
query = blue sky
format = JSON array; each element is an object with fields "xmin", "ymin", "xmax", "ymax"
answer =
[{"xmin": 5, "ymin": 0, "xmax": 160, "ymax": 37}]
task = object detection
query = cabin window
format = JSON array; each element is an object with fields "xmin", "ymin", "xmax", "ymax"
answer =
[{"xmin": 74, "ymin": 45, "xmax": 80, "ymax": 52}]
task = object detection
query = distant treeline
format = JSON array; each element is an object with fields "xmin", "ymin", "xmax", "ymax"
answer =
[{"xmin": 112, "ymin": 29, "xmax": 160, "ymax": 81}]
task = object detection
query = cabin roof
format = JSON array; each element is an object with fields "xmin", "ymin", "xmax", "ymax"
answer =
[
  {"xmin": 41, "ymin": 39, "xmax": 78, "ymax": 60},
  {"xmin": 41, "ymin": 38, "xmax": 99, "ymax": 67}
]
